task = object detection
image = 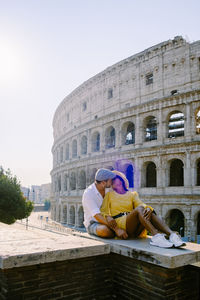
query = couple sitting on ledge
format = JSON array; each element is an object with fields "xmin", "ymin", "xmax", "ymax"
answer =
[{"xmin": 82, "ymin": 168, "xmax": 185, "ymax": 248}]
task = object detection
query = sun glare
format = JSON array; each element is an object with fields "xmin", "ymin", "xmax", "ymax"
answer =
[{"xmin": 0, "ymin": 43, "xmax": 24, "ymax": 86}]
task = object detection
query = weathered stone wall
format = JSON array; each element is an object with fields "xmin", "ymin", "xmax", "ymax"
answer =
[
  {"xmin": 0, "ymin": 254, "xmax": 199, "ymax": 300},
  {"xmin": 111, "ymin": 253, "xmax": 199, "ymax": 300},
  {"xmin": 0, "ymin": 255, "xmax": 112, "ymax": 300},
  {"xmin": 51, "ymin": 36, "xmax": 200, "ymax": 240}
]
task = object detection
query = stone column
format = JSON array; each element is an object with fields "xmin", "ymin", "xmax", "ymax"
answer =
[
  {"xmin": 184, "ymin": 103, "xmax": 191, "ymax": 141},
  {"xmin": 67, "ymin": 203, "xmax": 70, "ymax": 225},
  {"xmin": 157, "ymin": 156, "xmax": 164, "ymax": 188},
  {"xmin": 101, "ymin": 126, "xmax": 106, "ymax": 151},
  {"xmin": 157, "ymin": 108, "xmax": 163, "ymax": 143},
  {"xmin": 60, "ymin": 203, "xmax": 64, "ymax": 223},
  {"xmin": 75, "ymin": 205, "xmax": 78, "ymax": 227},
  {"xmin": 135, "ymin": 114, "xmax": 143, "ymax": 146},
  {"xmin": 115, "ymin": 120, "xmax": 121, "ymax": 148},
  {"xmin": 184, "ymin": 151, "xmax": 192, "ymax": 187}
]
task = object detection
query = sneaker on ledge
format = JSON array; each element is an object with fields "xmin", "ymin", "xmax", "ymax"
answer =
[
  {"xmin": 150, "ymin": 233, "xmax": 173, "ymax": 248},
  {"xmin": 169, "ymin": 233, "xmax": 186, "ymax": 248}
]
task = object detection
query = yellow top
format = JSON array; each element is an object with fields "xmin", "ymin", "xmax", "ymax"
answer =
[{"xmin": 101, "ymin": 190, "xmax": 153, "ymax": 235}]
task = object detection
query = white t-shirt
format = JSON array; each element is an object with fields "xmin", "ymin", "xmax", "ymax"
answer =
[{"xmin": 82, "ymin": 183, "xmax": 104, "ymax": 229}]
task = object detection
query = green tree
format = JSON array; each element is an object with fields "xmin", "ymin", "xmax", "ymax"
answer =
[{"xmin": 0, "ymin": 167, "xmax": 34, "ymax": 224}]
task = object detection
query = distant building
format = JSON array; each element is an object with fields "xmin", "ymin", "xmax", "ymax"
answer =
[
  {"xmin": 20, "ymin": 187, "xmax": 30, "ymax": 199},
  {"xmin": 21, "ymin": 183, "xmax": 51, "ymax": 204}
]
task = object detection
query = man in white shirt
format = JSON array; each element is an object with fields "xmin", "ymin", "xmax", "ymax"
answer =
[{"xmin": 82, "ymin": 168, "xmax": 128, "ymax": 238}]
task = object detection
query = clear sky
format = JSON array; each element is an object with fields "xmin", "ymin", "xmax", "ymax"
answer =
[{"xmin": 0, "ymin": 0, "xmax": 200, "ymax": 187}]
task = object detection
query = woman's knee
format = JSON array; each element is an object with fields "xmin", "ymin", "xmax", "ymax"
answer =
[
  {"xmin": 96, "ymin": 225, "xmax": 115, "ymax": 238},
  {"xmin": 135, "ymin": 206, "xmax": 144, "ymax": 216}
]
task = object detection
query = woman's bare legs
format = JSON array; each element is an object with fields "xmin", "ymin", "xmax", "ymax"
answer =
[
  {"xmin": 126, "ymin": 207, "xmax": 173, "ymax": 238},
  {"xmin": 151, "ymin": 213, "xmax": 173, "ymax": 236},
  {"xmin": 126, "ymin": 207, "xmax": 158, "ymax": 237}
]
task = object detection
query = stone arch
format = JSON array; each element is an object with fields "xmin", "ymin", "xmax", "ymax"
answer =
[
  {"xmin": 60, "ymin": 146, "xmax": 63, "ymax": 163},
  {"xmin": 65, "ymin": 143, "xmax": 69, "ymax": 160},
  {"xmin": 169, "ymin": 159, "xmax": 184, "ymax": 186},
  {"xmin": 78, "ymin": 206, "xmax": 84, "ymax": 227},
  {"xmin": 69, "ymin": 205, "xmax": 75, "ymax": 225},
  {"xmin": 113, "ymin": 159, "xmax": 138, "ymax": 189},
  {"xmin": 144, "ymin": 116, "xmax": 157, "ymax": 141},
  {"xmin": 81, "ymin": 135, "xmax": 87, "ymax": 155},
  {"xmin": 165, "ymin": 209, "xmax": 185, "ymax": 236},
  {"xmin": 72, "ymin": 139, "xmax": 77, "ymax": 158},
  {"xmin": 105, "ymin": 126, "xmax": 115, "ymax": 148},
  {"xmin": 197, "ymin": 211, "xmax": 200, "ymax": 235},
  {"xmin": 195, "ymin": 107, "xmax": 200, "ymax": 134},
  {"xmin": 57, "ymin": 205, "xmax": 61, "ymax": 222},
  {"xmin": 63, "ymin": 205, "xmax": 67, "ymax": 223},
  {"xmin": 90, "ymin": 168, "xmax": 97, "ymax": 184},
  {"xmin": 79, "ymin": 170, "xmax": 86, "ymax": 189},
  {"xmin": 58, "ymin": 175, "xmax": 61, "ymax": 191},
  {"xmin": 146, "ymin": 162, "xmax": 157, "ymax": 187},
  {"xmin": 91, "ymin": 131, "xmax": 100, "ymax": 152},
  {"xmin": 125, "ymin": 164, "xmax": 134, "ymax": 188},
  {"xmin": 64, "ymin": 174, "xmax": 68, "ymax": 191},
  {"xmin": 168, "ymin": 111, "xmax": 184, "ymax": 138},
  {"xmin": 196, "ymin": 158, "xmax": 200, "ymax": 186},
  {"xmin": 121, "ymin": 121, "xmax": 135, "ymax": 145},
  {"xmin": 70, "ymin": 172, "xmax": 76, "ymax": 190},
  {"xmin": 51, "ymin": 205, "xmax": 56, "ymax": 220}
]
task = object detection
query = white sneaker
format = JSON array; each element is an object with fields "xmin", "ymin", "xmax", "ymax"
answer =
[
  {"xmin": 150, "ymin": 233, "xmax": 173, "ymax": 248},
  {"xmin": 169, "ymin": 233, "xmax": 186, "ymax": 248}
]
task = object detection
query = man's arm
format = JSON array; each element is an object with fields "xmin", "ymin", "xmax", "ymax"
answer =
[{"xmin": 94, "ymin": 214, "xmax": 128, "ymax": 239}]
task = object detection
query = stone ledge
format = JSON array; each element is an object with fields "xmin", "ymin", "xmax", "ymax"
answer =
[
  {"xmin": 75, "ymin": 232, "xmax": 200, "ymax": 269},
  {"xmin": 0, "ymin": 225, "xmax": 109, "ymax": 269},
  {"xmin": 1, "ymin": 223, "xmax": 200, "ymax": 270}
]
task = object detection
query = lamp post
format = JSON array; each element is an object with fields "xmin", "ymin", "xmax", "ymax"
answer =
[{"xmin": 26, "ymin": 187, "xmax": 30, "ymax": 230}]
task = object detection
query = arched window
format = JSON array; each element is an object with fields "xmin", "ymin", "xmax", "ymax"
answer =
[
  {"xmin": 81, "ymin": 136, "xmax": 87, "ymax": 155},
  {"xmin": 90, "ymin": 168, "xmax": 97, "ymax": 184},
  {"xmin": 168, "ymin": 111, "xmax": 184, "ymax": 138},
  {"xmin": 197, "ymin": 159, "xmax": 200, "ymax": 186},
  {"xmin": 79, "ymin": 170, "xmax": 86, "ymax": 189},
  {"xmin": 197, "ymin": 212, "xmax": 200, "ymax": 235},
  {"xmin": 58, "ymin": 175, "xmax": 61, "ymax": 191},
  {"xmin": 146, "ymin": 162, "xmax": 156, "ymax": 187},
  {"xmin": 72, "ymin": 140, "xmax": 77, "ymax": 158},
  {"xmin": 105, "ymin": 126, "xmax": 115, "ymax": 148},
  {"xmin": 57, "ymin": 205, "xmax": 61, "ymax": 222},
  {"xmin": 195, "ymin": 108, "xmax": 200, "ymax": 134},
  {"xmin": 63, "ymin": 205, "xmax": 67, "ymax": 224},
  {"xmin": 92, "ymin": 132, "xmax": 100, "ymax": 152},
  {"xmin": 170, "ymin": 159, "xmax": 184, "ymax": 186},
  {"xmin": 166, "ymin": 209, "xmax": 185, "ymax": 237},
  {"xmin": 123, "ymin": 122, "xmax": 135, "ymax": 145},
  {"xmin": 70, "ymin": 172, "xmax": 76, "ymax": 190},
  {"xmin": 65, "ymin": 144, "xmax": 69, "ymax": 160},
  {"xmin": 145, "ymin": 117, "xmax": 157, "ymax": 141},
  {"xmin": 125, "ymin": 164, "xmax": 134, "ymax": 188},
  {"xmin": 78, "ymin": 206, "xmax": 84, "ymax": 227},
  {"xmin": 60, "ymin": 146, "xmax": 63, "ymax": 163},
  {"xmin": 64, "ymin": 174, "xmax": 68, "ymax": 191},
  {"xmin": 69, "ymin": 206, "xmax": 75, "ymax": 225}
]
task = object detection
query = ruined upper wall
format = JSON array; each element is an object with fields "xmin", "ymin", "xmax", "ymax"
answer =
[{"xmin": 53, "ymin": 36, "xmax": 200, "ymax": 142}]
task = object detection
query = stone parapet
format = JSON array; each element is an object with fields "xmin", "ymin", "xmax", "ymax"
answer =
[
  {"xmin": 0, "ymin": 224, "xmax": 200, "ymax": 299},
  {"xmin": 1, "ymin": 225, "xmax": 200, "ymax": 270}
]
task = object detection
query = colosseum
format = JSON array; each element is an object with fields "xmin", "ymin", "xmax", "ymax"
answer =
[{"xmin": 50, "ymin": 36, "xmax": 200, "ymax": 242}]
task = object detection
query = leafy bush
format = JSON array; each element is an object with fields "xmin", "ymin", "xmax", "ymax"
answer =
[{"xmin": 0, "ymin": 167, "xmax": 34, "ymax": 224}]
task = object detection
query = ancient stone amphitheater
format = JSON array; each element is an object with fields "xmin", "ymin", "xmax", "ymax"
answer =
[{"xmin": 51, "ymin": 36, "xmax": 200, "ymax": 241}]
